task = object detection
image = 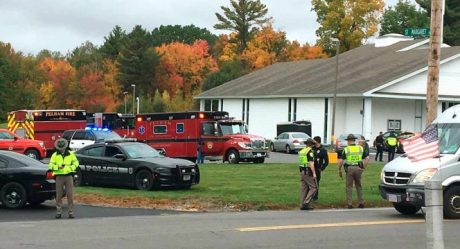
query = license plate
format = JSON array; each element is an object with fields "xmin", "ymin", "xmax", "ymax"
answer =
[
  {"xmin": 183, "ymin": 175, "xmax": 191, "ymax": 181},
  {"xmin": 387, "ymin": 194, "xmax": 398, "ymax": 202}
]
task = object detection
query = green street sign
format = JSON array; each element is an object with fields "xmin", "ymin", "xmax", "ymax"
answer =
[{"xmin": 404, "ymin": 28, "xmax": 430, "ymax": 37}]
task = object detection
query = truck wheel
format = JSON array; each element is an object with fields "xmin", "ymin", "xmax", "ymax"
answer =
[
  {"xmin": 0, "ymin": 182, "xmax": 27, "ymax": 209},
  {"xmin": 444, "ymin": 186, "xmax": 460, "ymax": 219},
  {"xmin": 25, "ymin": 149, "xmax": 40, "ymax": 160},
  {"xmin": 253, "ymin": 158, "xmax": 265, "ymax": 164},
  {"xmin": 227, "ymin": 150, "xmax": 240, "ymax": 164},
  {"xmin": 286, "ymin": 145, "xmax": 291, "ymax": 154},
  {"xmin": 393, "ymin": 202, "xmax": 421, "ymax": 215},
  {"xmin": 135, "ymin": 169, "xmax": 154, "ymax": 190}
]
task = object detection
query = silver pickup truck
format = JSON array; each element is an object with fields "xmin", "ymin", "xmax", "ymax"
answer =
[{"xmin": 379, "ymin": 104, "xmax": 460, "ymax": 219}]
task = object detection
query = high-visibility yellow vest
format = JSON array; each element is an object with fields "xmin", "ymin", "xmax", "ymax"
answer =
[
  {"xmin": 386, "ymin": 137, "xmax": 398, "ymax": 146},
  {"xmin": 298, "ymin": 147, "xmax": 312, "ymax": 166},
  {"xmin": 48, "ymin": 151, "xmax": 79, "ymax": 175},
  {"xmin": 344, "ymin": 145, "xmax": 363, "ymax": 165}
]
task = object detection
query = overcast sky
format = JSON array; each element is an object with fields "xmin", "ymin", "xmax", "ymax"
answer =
[{"xmin": 0, "ymin": 0, "xmax": 403, "ymax": 55}]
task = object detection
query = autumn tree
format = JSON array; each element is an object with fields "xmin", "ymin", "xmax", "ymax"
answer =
[
  {"xmin": 416, "ymin": 0, "xmax": 460, "ymax": 45},
  {"xmin": 312, "ymin": 0, "xmax": 385, "ymax": 55},
  {"xmin": 0, "ymin": 43, "xmax": 18, "ymax": 120},
  {"xmin": 117, "ymin": 25, "xmax": 159, "ymax": 96},
  {"xmin": 151, "ymin": 25, "xmax": 218, "ymax": 49},
  {"xmin": 380, "ymin": 0, "xmax": 429, "ymax": 36},
  {"xmin": 99, "ymin": 25, "xmax": 127, "ymax": 60},
  {"xmin": 202, "ymin": 59, "xmax": 247, "ymax": 91},
  {"xmin": 214, "ymin": 0, "xmax": 272, "ymax": 53},
  {"xmin": 155, "ymin": 40, "xmax": 218, "ymax": 104},
  {"xmin": 285, "ymin": 41, "xmax": 328, "ymax": 61},
  {"xmin": 68, "ymin": 41, "xmax": 102, "ymax": 72}
]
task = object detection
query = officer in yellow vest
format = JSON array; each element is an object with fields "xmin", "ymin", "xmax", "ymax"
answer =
[
  {"xmin": 385, "ymin": 132, "xmax": 398, "ymax": 162},
  {"xmin": 337, "ymin": 134, "xmax": 369, "ymax": 209},
  {"xmin": 48, "ymin": 138, "xmax": 79, "ymax": 219},
  {"xmin": 298, "ymin": 138, "xmax": 317, "ymax": 210}
]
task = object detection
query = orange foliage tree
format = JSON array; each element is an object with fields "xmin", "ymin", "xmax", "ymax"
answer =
[
  {"xmin": 38, "ymin": 57, "xmax": 76, "ymax": 108},
  {"xmin": 285, "ymin": 41, "xmax": 328, "ymax": 61},
  {"xmin": 155, "ymin": 40, "xmax": 218, "ymax": 103},
  {"xmin": 78, "ymin": 71, "xmax": 118, "ymax": 112}
]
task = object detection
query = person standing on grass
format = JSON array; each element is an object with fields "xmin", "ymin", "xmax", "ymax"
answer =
[
  {"xmin": 298, "ymin": 138, "xmax": 317, "ymax": 210},
  {"xmin": 49, "ymin": 138, "xmax": 79, "ymax": 219},
  {"xmin": 312, "ymin": 136, "xmax": 329, "ymax": 201},
  {"xmin": 373, "ymin": 131, "xmax": 384, "ymax": 162},
  {"xmin": 337, "ymin": 134, "xmax": 369, "ymax": 209}
]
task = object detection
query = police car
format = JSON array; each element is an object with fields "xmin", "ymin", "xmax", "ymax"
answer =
[
  {"xmin": 74, "ymin": 140, "xmax": 200, "ymax": 190},
  {"xmin": 62, "ymin": 128, "xmax": 122, "ymax": 151}
]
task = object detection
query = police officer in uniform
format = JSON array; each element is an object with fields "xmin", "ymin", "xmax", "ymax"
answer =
[
  {"xmin": 385, "ymin": 132, "xmax": 398, "ymax": 162},
  {"xmin": 48, "ymin": 138, "xmax": 79, "ymax": 219},
  {"xmin": 373, "ymin": 132, "xmax": 384, "ymax": 162},
  {"xmin": 312, "ymin": 136, "xmax": 329, "ymax": 200},
  {"xmin": 298, "ymin": 138, "xmax": 317, "ymax": 210},
  {"xmin": 337, "ymin": 134, "xmax": 369, "ymax": 209}
]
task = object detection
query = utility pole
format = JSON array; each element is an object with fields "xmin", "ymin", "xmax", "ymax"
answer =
[{"xmin": 425, "ymin": 0, "xmax": 444, "ymax": 249}]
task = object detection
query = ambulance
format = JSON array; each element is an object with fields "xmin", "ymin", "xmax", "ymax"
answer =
[{"xmin": 134, "ymin": 111, "xmax": 269, "ymax": 163}]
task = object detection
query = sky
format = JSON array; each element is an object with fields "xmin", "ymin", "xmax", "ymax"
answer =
[{"xmin": 0, "ymin": 0, "xmax": 403, "ymax": 55}]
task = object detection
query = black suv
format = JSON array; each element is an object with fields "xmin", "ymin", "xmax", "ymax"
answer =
[{"xmin": 62, "ymin": 128, "xmax": 122, "ymax": 151}]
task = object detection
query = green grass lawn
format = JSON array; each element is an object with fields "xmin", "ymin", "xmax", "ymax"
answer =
[{"xmin": 76, "ymin": 162, "xmax": 392, "ymax": 210}]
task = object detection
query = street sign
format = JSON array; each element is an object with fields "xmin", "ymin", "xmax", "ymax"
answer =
[{"xmin": 404, "ymin": 28, "xmax": 430, "ymax": 37}]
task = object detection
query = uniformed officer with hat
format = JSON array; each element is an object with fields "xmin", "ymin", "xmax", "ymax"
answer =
[
  {"xmin": 48, "ymin": 138, "xmax": 79, "ymax": 219},
  {"xmin": 298, "ymin": 138, "xmax": 317, "ymax": 210},
  {"xmin": 337, "ymin": 134, "xmax": 369, "ymax": 209}
]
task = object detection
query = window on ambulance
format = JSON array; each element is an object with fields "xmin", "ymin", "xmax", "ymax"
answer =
[
  {"xmin": 176, "ymin": 123, "xmax": 184, "ymax": 133},
  {"xmin": 154, "ymin": 125, "xmax": 167, "ymax": 134},
  {"xmin": 201, "ymin": 122, "xmax": 217, "ymax": 136}
]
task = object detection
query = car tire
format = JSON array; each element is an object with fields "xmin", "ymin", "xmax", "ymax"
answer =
[
  {"xmin": 135, "ymin": 169, "xmax": 154, "ymax": 190},
  {"xmin": 73, "ymin": 169, "xmax": 83, "ymax": 186},
  {"xmin": 286, "ymin": 145, "xmax": 291, "ymax": 154},
  {"xmin": 24, "ymin": 149, "xmax": 40, "ymax": 160},
  {"xmin": 227, "ymin": 149, "xmax": 240, "ymax": 164},
  {"xmin": 393, "ymin": 202, "xmax": 421, "ymax": 215},
  {"xmin": 270, "ymin": 143, "xmax": 275, "ymax": 152},
  {"xmin": 444, "ymin": 186, "xmax": 460, "ymax": 219},
  {"xmin": 0, "ymin": 182, "xmax": 27, "ymax": 209}
]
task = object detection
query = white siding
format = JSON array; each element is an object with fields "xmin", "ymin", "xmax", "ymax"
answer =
[
  {"xmin": 222, "ymin": 99, "xmax": 243, "ymax": 120},
  {"xmin": 248, "ymin": 99, "xmax": 288, "ymax": 139},
  {"xmin": 380, "ymin": 58, "xmax": 460, "ymax": 97},
  {"xmin": 296, "ymin": 98, "xmax": 325, "ymax": 140}
]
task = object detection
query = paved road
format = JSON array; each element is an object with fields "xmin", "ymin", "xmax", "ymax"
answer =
[{"xmin": 1, "ymin": 207, "xmax": 458, "ymax": 249}]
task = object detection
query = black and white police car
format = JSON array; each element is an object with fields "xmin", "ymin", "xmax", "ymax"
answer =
[{"xmin": 74, "ymin": 139, "xmax": 199, "ymax": 190}]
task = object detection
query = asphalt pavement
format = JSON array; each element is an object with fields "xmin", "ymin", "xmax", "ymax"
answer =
[{"xmin": 1, "ymin": 207, "xmax": 459, "ymax": 249}]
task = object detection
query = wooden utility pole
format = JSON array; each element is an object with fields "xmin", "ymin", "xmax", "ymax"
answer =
[
  {"xmin": 425, "ymin": 1, "xmax": 444, "ymax": 249},
  {"xmin": 425, "ymin": 0, "xmax": 443, "ymax": 126}
]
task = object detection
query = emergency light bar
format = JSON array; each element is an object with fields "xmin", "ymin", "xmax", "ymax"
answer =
[{"xmin": 85, "ymin": 127, "xmax": 110, "ymax": 132}]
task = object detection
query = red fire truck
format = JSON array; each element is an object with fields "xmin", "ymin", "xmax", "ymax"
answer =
[
  {"xmin": 87, "ymin": 112, "xmax": 135, "ymax": 137},
  {"xmin": 7, "ymin": 109, "xmax": 87, "ymax": 154},
  {"xmin": 134, "ymin": 111, "xmax": 269, "ymax": 163}
]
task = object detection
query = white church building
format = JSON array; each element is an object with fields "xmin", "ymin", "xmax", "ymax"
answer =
[{"xmin": 196, "ymin": 35, "xmax": 460, "ymax": 143}]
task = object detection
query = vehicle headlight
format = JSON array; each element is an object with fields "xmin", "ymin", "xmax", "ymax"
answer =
[
  {"xmin": 411, "ymin": 168, "xmax": 438, "ymax": 184},
  {"xmin": 39, "ymin": 142, "xmax": 45, "ymax": 148},
  {"xmin": 237, "ymin": 142, "xmax": 252, "ymax": 149},
  {"xmin": 380, "ymin": 170, "xmax": 384, "ymax": 183}
]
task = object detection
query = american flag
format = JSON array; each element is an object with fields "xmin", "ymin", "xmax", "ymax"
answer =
[{"xmin": 401, "ymin": 125, "xmax": 439, "ymax": 162}]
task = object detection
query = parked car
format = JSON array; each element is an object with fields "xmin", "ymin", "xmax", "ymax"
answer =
[
  {"xmin": 270, "ymin": 132, "xmax": 310, "ymax": 153},
  {"xmin": 74, "ymin": 140, "xmax": 200, "ymax": 190},
  {"xmin": 0, "ymin": 129, "xmax": 47, "ymax": 160},
  {"xmin": 62, "ymin": 128, "xmax": 122, "ymax": 151},
  {"xmin": 334, "ymin": 133, "xmax": 366, "ymax": 155},
  {"xmin": 382, "ymin": 131, "xmax": 416, "ymax": 153},
  {"xmin": 0, "ymin": 151, "xmax": 55, "ymax": 208}
]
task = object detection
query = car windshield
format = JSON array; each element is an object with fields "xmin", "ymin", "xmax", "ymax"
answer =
[
  {"xmin": 93, "ymin": 130, "xmax": 122, "ymax": 140},
  {"xmin": 292, "ymin": 133, "xmax": 309, "ymax": 138},
  {"xmin": 219, "ymin": 123, "xmax": 247, "ymax": 135},
  {"xmin": 438, "ymin": 123, "xmax": 460, "ymax": 154},
  {"xmin": 122, "ymin": 143, "xmax": 163, "ymax": 158}
]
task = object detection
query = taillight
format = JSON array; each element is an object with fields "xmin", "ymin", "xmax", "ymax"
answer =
[
  {"xmin": 293, "ymin": 139, "xmax": 300, "ymax": 144},
  {"xmin": 46, "ymin": 171, "xmax": 54, "ymax": 180}
]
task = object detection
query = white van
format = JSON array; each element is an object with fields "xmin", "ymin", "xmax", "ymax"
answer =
[{"xmin": 379, "ymin": 104, "xmax": 460, "ymax": 219}]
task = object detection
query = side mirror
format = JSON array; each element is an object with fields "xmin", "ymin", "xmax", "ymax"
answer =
[
  {"xmin": 274, "ymin": 137, "xmax": 278, "ymax": 140},
  {"xmin": 114, "ymin": 154, "xmax": 127, "ymax": 161},
  {"xmin": 158, "ymin": 149, "xmax": 166, "ymax": 156},
  {"xmin": 14, "ymin": 136, "xmax": 18, "ymax": 141}
]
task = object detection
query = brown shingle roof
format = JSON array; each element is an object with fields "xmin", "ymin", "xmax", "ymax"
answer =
[{"xmin": 197, "ymin": 40, "xmax": 460, "ymax": 99}]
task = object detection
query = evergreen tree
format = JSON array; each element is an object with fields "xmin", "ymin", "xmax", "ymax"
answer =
[
  {"xmin": 202, "ymin": 59, "xmax": 247, "ymax": 91},
  {"xmin": 151, "ymin": 24, "xmax": 218, "ymax": 49},
  {"xmin": 100, "ymin": 26, "xmax": 127, "ymax": 60},
  {"xmin": 214, "ymin": 0, "xmax": 271, "ymax": 53},
  {"xmin": 380, "ymin": 0, "xmax": 429, "ymax": 36}
]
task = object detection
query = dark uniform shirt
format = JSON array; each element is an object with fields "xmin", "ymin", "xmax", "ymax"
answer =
[{"xmin": 312, "ymin": 145, "xmax": 329, "ymax": 171}]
